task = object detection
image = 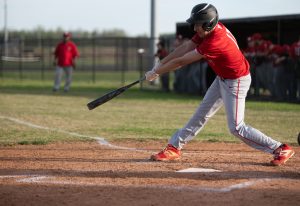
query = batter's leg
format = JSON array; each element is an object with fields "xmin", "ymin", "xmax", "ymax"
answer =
[
  {"xmin": 220, "ymin": 74, "xmax": 281, "ymax": 154},
  {"xmin": 169, "ymin": 78, "xmax": 223, "ymax": 149}
]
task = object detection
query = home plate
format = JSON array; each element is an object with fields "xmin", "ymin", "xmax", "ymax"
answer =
[{"xmin": 176, "ymin": 168, "xmax": 221, "ymax": 173}]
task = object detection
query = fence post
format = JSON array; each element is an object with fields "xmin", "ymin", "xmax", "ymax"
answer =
[
  {"xmin": 18, "ymin": 38, "xmax": 23, "ymax": 80},
  {"xmin": 41, "ymin": 37, "xmax": 45, "ymax": 81},
  {"xmin": 0, "ymin": 43, "xmax": 3, "ymax": 78},
  {"xmin": 137, "ymin": 47, "xmax": 144, "ymax": 90},
  {"xmin": 92, "ymin": 35, "xmax": 96, "ymax": 83},
  {"xmin": 121, "ymin": 38, "xmax": 127, "ymax": 86}
]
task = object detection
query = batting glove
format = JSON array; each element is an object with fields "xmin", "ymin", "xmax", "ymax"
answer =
[
  {"xmin": 145, "ymin": 60, "xmax": 162, "ymax": 81},
  {"xmin": 145, "ymin": 70, "xmax": 159, "ymax": 81},
  {"xmin": 152, "ymin": 61, "xmax": 161, "ymax": 72}
]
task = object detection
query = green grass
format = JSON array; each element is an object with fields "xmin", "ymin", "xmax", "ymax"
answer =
[
  {"xmin": 0, "ymin": 76, "xmax": 300, "ymax": 146},
  {"xmin": 0, "ymin": 70, "xmax": 144, "ymax": 84}
]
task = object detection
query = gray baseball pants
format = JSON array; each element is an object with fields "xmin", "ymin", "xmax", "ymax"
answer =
[
  {"xmin": 53, "ymin": 66, "xmax": 73, "ymax": 91},
  {"xmin": 169, "ymin": 73, "xmax": 281, "ymax": 154}
]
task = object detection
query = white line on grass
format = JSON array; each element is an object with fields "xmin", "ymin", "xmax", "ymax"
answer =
[{"xmin": 0, "ymin": 115, "xmax": 145, "ymax": 152}]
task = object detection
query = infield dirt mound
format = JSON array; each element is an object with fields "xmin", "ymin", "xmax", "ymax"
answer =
[{"xmin": 0, "ymin": 140, "xmax": 299, "ymax": 206}]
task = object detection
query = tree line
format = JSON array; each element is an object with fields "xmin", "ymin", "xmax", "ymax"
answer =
[{"xmin": 0, "ymin": 26, "xmax": 149, "ymax": 40}]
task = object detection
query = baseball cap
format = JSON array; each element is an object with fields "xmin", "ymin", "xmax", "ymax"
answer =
[
  {"xmin": 63, "ymin": 32, "xmax": 71, "ymax": 38},
  {"xmin": 251, "ymin": 33, "xmax": 262, "ymax": 41}
]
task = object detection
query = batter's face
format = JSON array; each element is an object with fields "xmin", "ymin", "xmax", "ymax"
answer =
[{"xmin": 194, "ymin": 23, "xmax": 210, "ymax": 38}]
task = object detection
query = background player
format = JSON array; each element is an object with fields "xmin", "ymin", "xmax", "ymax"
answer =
[
  {"xmin": 155, "ymin": 40, "xmax": 170, "ymax": 92},
  {"xmin": 145, "ymin": 3, "xmax": 294, "ymax": 166},
  {"xmin": 53, "ymin": 32, "xmax": 79, "ymax": 92}
]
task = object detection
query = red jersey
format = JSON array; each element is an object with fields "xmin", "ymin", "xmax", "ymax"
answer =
[
  {"xmin": 54, "ymin": 41, "xmax": 79, "ymax": 67},
  {"xmin": 290, "ymin": 41, "xmax": 300, "ymax": 59},
  {"xmin": 155, "ymin": 48, "xmax": 168, "ymax": 60},
  {"xmin": 256, "ymin": 40, "xmax": 272, "ymax": 55},
  {"xmin": 271, "ymin": 44, "xmax": 290, "ymax": 56},
  {"xmin": 192, "ymin": 22, "xmax": 249, "ymax": 79}
]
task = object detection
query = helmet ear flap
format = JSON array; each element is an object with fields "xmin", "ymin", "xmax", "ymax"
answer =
[{"xmin": 202, "ymin": 21, "xmax": 214, "ymax": 31}]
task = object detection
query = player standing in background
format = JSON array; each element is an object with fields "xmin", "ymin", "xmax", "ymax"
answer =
[
  {"xmin": 145, "ymin": 3, "xmax": 295, "ymax": 166},
  {"xmin": 271, "ymin": 44, "xmax": 294, "ymax": 101},
  {"xmin": 53, "ymin": 32, "xmax": 79, "ymax": 92},
  {"xmin": 155, "ymin": 41, "xmax": 170, "ymax": 92},
  {"xmin": 290, "ymin": 36, "xmax": 300, "ymax": 101}
]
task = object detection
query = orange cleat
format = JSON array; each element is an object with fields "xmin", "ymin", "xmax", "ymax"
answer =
[
  {"xmin": 150, "ymin": 144, "xmax": 181, "ymax": 161},
  {"xmin": 270, "ymin": 144, "xmax": 295, "ymax": 166}
]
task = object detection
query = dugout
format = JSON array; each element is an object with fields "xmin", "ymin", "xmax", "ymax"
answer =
[
  {"xmin": 174, "ymin": 14, "xmax": 300, "ymax": 95},
  {"xmin": 176, "ymin": 14, "xmax": 300, "ymax": 49}
]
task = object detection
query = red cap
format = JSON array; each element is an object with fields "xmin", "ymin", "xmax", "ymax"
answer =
[
  {"xmin": 251, "ymin": 33, "xmax": 262, "ymax": 41},
  {"xmin": 63, "ymin": 32, "xmax": 71, "ymax": 38}
]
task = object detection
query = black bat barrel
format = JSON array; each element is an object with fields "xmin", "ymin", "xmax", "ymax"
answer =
[{"xmin": 87, "ymin": 77, "xmax": 145, "ymax": 110}]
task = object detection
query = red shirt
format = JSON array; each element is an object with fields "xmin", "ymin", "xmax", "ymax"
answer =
[
  {"xmin": 54, "ymin": 41, "xmax": 79, "ymax": 67},
  {"xmin": 256, "ymin": 40, "xmax": 272, "ymax": 55},
  {"xmin": 155, "ymin": 48, "xmax": 168, "ymax": 60},
  {"xmin": 290, "ymin": 41, "xmax": 300, "ymax": 59},
  {"xmin": 192, "ymin": 22, "xmax": 249, "ymax": 79},
  {"xmin": 271, "ymin": 44, "xmax": 290, "ymax": 56}
]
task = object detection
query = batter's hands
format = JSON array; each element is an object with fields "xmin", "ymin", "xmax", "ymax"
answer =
[
  {"xmin": 145, "ymin": 70, "xmax": 159, "ymax": 81},
  {"xmin": 145, "ymin": 61, "xmax": 161, "ymax": 81}
]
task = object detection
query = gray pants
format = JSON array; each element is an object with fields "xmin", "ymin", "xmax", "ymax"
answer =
[
  {"xmin": 169, "ymin": 74, "xmax": 281, "ymax": 154},
  {"xmin": 53, "ymin": 66, "xmax": 73, "ymax": 91}
]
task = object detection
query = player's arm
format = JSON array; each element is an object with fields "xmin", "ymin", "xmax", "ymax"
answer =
[
  {"xmin": 71, "ymin": 44, "xmax": 79, "ymax": 69},
  {"xmin": 53, "ymin": 45, "xmax": 59, "ymax": 66},
  {"xmin": 53, "ymin": 56, "xmax": 58, "ymax": 66},
  {"xmin": 157, "ymin": 49, "xmax": 203, "ymax": 74},
  {"xmin": 145, "ymin": 48, "xmax": 204, "ymax": 81},
  {"xmin": 160, "ymin": 40, "xmax": 198, "ymax": 65}
]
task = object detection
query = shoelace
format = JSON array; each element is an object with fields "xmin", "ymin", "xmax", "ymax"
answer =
[
  {"xmin": 157, "ymin": 147, "xmax": 168, "ymax": 155},
  {"xmin": 159, "ymin": 146, "xmax": 175, "ymax": 155}
]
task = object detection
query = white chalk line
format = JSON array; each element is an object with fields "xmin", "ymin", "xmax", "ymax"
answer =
[
  {"xmin": 0, "ymin": 115, "xmax": 146, "ymax": 152},
  {"xmin": 0, "ymin": 115, "xmax": 266, "ymax": 156},
  {"xmin": 0, "ymin": 174, "xmax": 276, "ymax": 193}
]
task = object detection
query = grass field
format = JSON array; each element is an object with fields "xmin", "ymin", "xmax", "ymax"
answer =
[
  {"xmin": 0, "ymin": 74, "xmax": 299, "ymax": 146},
  {"xmin": 1, "ymin": 73, "xmax": 300, "ymax": 206}
]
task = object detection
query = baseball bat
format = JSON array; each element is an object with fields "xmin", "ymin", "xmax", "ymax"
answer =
[{"xmin": 87, "ymin": 76, "xmax": 146, "ymax": 110}]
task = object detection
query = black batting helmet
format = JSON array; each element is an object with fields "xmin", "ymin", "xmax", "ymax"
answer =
[{"xmin": 186, "ymin": 3, "xmax": 219, "ymax": 32}]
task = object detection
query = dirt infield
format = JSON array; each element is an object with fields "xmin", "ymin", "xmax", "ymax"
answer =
[{"xmin": 0, "ymin": 140, "xmax": 299, "ymax": 206}]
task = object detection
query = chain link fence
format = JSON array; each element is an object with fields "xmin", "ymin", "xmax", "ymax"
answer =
[{"xmin": 0, "ymin": 37, "xmax": 173, "ymax": 83}]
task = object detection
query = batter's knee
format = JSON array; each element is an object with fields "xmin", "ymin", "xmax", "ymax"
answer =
[
  {"xmin": 229, "ymin": 129, "xmax": 240, "ymax": 138},
  {"xmin": 228, "ymin": 123, "xmax": 246, "ymax": 138}
]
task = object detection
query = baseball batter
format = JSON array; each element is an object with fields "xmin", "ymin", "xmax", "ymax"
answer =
[{"xmin": 145, "ymin": 3, "xmax": 295, "ymax": 166}]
